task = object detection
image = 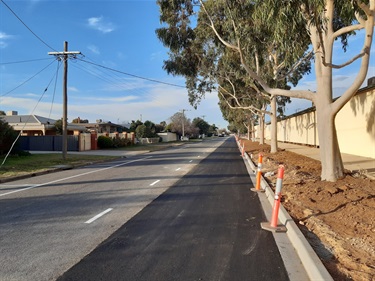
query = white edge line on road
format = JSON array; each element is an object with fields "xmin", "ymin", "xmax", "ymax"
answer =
[
  {"xmin": 0, "ymin": 156, "xmax": 153, "ymax": 198},
  {"xmin": 175, "ymin": 167, "xmax": 181, "ymax": 171},
  {"xmin": 150, "ymin": 180, "xmax": 160, "ymax": 186},
  {"xmin": 85, "ymin": 208, "xmax": 113, "ymax": 224}
]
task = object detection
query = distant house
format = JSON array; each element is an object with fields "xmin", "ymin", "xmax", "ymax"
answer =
[
  {"xmin": 1, "ymin": 111, "xmax": 86, "ymax": 136},
  {"xmin": 72, "ymin": 119, "xmax": 126, "ymax": 133}
]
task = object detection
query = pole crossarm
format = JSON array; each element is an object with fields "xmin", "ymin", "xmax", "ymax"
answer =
[{"xmin": 48, "ymin": 51, "xmax": 81, "ymax": 56}]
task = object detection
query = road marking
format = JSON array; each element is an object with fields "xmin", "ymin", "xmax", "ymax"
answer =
[
  {"xmin": 175, "ymin": 168, "xmax": 181, "ymax": 171},
  {"xmin": 189, "ymin": 160, "xmax": 193, "ymax": 163},
  {"xmin": 85, "ymin": 208, "xmax": 113, "ymax": 224},
  {"xmin": 0, "ymin": 156, "xmax": 152, "ymax": 198},
  {"xmin": 150, "ymin": 180, "xmax": 160, "ymax": 186}
]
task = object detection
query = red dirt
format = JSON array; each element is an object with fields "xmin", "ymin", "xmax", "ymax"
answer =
[{"xmin": 242, "ymin": 140, "xmax": 375, "ymax": 281}]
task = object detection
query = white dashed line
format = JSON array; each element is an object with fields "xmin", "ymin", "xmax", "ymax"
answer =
[
  {"xmin": 150, "ymin": 180, "xmax": 160, "ymax": 186},
  {"xmin": 175, "ymin": 168, "xmax": 181, "ymax": 171},
  {"xmin": 85, "ymin": 208, "xmax": 113, "ymax": 224},
  {"xmin": 0, "ymin": 156, "xmax": 152, "ymax": 198}
]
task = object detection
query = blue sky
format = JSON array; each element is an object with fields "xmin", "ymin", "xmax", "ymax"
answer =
[{"xmin": 0, "ymin": 0, "xmax": 374, "ymax": 128}]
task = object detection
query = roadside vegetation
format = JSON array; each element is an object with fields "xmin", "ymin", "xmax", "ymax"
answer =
[{"xmin": 0, "ymin": 153, "xmax": 119, "ymax": 180}]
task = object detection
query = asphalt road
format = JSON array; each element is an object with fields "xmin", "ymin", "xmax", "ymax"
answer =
[
  {"xmin": 57, "ymin": 137, "xmax": 289, "ymax": 281},
  {"xmin": 0, "ymin": 139, "xmax": 223, "ymax": 281}
]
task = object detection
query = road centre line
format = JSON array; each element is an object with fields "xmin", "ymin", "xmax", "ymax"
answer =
[
  {"xmin": 85, "ymin": 208, "xmax": 113, "ymax": 224},
  {"xmin": 150, "ymin": 180, "xmax": 160, "ymax": 186},
  {"xmin": 189, "ymin": 160, "xmax": 193, "ymax": 163},
  {"xmin": 0, "ymin": 156, "xmax": 152, "ymax": 198}
]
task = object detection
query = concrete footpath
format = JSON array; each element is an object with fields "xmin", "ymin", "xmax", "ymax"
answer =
[{"xmin": 266, "ymin": 141, "xmax": 375, "ymax": 180}]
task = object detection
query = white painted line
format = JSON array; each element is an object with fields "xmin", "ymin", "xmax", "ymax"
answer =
[
  {"xmin": 85, "ymin": 208, "xmax": 113, "ymax": 224},
  {"xmin": 189, "ymin": 160, "xmax": 193, "ymax": 163},
  {"xmin": 175, "ymin": 168, "xmax": 181, "ymax": 171},
  {"xmin": 0, "ymin": 184, "xmax": 35, "ymax": 187},
  {"xmin": 0, "ymin": 156, "xmax": 152, "ymax": 198},
  {"xmin": 150, "ymin": 180, "xmax": 160, "ymax": 186}
]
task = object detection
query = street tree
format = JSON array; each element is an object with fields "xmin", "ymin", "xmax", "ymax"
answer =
[
  {"xmin": 169, "ymin": 111, "xmax": 198, "ymax": 137},
  {"xmin": 129, "ymin": 120, "xmax": 143, "ymax": 132},
  {"xmin": 156, "ymin": 0, "xmax": 296, "ymax": 152},
  {"xmin": 192, "ymin": 117, "xmax": 210, "ymax": 135},
  {"xmin": 157, "ymin": 0, "xmax": 374, "ymax": 181}
]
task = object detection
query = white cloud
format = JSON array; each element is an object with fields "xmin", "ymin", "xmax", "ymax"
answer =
[
  {"xmin": 87, "ymin": 45, "xmax": 100, "ymax": 54},
  {"xmin": 87, "ymin": 16, "xmax": 115, "ymax": 34},
  {"xmin": 117, "ymin": 52, "xmax": 126, "ymax": 60},
  {"xmin": 0, "ymin": 31, "xmax": 13, "ymax": 48},
  {"xmin": 68, "ymin": 86, "xmax": 79, "ymax": 92},
  {"xmin": 0, "ymin": 80, "xmax": 227, "ymax": 127},
  {"xmin": 150, "ymin": 51, "xmax": 163, "ymax": 61}
]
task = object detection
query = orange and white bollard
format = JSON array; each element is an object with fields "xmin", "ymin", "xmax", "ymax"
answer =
[
  {"xmin": 256, "ymin": 153, "xmax": 263, "ymax": 189},
  {"xmin": 251, "ymin": 153, "xmax": 265, "ymax": 193},
  {"xmin": 261, "ymin": 165, "xmax": 287, "ymax": 232}
]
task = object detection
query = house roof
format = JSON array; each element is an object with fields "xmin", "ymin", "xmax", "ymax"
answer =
[
  {"xmin": 1, "ymin": 115, "xmax": 56, "ymax": 124},
  {"xmin": 1, "ymin": 115, "xmax": 86, "ymax": 131}
]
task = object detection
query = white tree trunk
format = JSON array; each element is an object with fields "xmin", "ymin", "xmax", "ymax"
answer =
[
  {"xmin": 247, "ymin": 122, "xmax": 251, "ymax": 140},
  {"xmin": 259, "ymin": 113, "xmax": 265, "ymax": 145},
  {"xmin": 316, "ymin": 104, "xmax": 344, "ymax": 181},
  {"xmin": 270, "ymin": 96, "xmax": 278, "ymax": 153}
]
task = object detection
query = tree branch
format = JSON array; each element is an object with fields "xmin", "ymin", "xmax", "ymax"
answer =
[{"xmin": 323, "ymin": 48, "xmax": 368, "ymax": 68}]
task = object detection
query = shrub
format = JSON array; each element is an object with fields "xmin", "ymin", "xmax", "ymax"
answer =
[
  {"xmin": 0, "ymin": 119, "xmax": 18, "ymax": 155},
  {"xmin": 97, "ymin": 136, "xmax": 113, "ymax": 149}
]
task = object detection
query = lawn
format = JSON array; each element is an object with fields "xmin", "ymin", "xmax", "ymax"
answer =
[{"xmin": 0, "ymin": 153, "xmax": 119, "ymax": 180}]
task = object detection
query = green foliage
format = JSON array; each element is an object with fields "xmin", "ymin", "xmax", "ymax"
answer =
[
  {"xmin": 54, "ymin": 119, "xmax": 63, "ymax": 135},
  {"xmin": 129, "ymin": 120, "xmax": 143, "ymax": 132},
  {"xmin": 97, "ymin": 136, "xmax": 114, "ymax": 149},
  {"xmin": 0, "ymin": 118, "xmax": 19, "ymax": 155},
  {"xmin": 135, "ymin": 124, "xmax": 149, "ymax": 139},
  {"xmin": 192, "ymin": 117, "xmax": 210, "ymax": 135},
  {"xmin": 98, "ymin": 136, "xmax": 132, "ymax": 149},
  {"xmin": 112, "ymin": 137, "xmax": 132, "ymax": 148}
]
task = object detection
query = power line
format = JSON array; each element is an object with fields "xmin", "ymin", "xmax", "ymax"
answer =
[
  {"xmin": 1, "ymin": 59, "xmax": 63, "ymax": 168},
  {"xmin": 0, "ymin": 58, "xmax": 54, "ymax": 65},
  {"xmin": 77, "ymin": 57, "xmax": 186, "ymax": 89},
  {"xmin": 0, "ymin": 59, "xmax": 57, "ymax": 97},
  {"xmin": 0, "ymin": 0, "xmax": 57, "ymax": 51}
]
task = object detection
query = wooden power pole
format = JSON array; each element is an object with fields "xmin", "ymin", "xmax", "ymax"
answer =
[{"xmin": 48, "ymin": 41, "xmax": 80, "ymax": 160}]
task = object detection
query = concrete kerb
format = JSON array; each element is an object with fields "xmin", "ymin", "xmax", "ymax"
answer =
[{"xmin": 240, "ymin": 145, "xmax": 333, "ymax": 281}]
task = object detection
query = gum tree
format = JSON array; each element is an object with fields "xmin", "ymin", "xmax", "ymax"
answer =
[
  {"xmin": 156, "ymin": 0, "xmax": 305, "ymax": 153},
  {"xmin": 157, "ymin": 0, "xmax": 374, "ymax": 181}
]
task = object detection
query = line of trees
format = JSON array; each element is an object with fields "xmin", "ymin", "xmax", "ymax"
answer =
[
  {"xmin": 156, "ymin": 0, "xmax": 374, "ymax": 182},
  {"xmin": 129, "ymin": 112, "xmax": 219, "ymax": 139}
]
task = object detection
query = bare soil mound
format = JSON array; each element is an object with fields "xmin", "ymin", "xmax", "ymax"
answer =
[{"xmin": 241, "ymin": 140, "xmax": 375, "ymax": 281}]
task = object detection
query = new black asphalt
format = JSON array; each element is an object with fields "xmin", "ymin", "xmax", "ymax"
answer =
[{"xmin": 57, "ymin": 138, "xmax": 289, "ymax": 281}]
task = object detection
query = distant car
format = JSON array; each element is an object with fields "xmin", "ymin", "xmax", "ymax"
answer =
[{"xmin": 218, "ymin": 133, "xmax": 225, "ymax": 137}]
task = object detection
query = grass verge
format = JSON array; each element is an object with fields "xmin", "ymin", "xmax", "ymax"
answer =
[{"xmin": 0, "ymin": 154, "xmax": 119, "ymax": 180}]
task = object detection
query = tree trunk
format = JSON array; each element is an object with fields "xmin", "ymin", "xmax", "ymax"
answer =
[
  {"xmin": 316, "ymin": 105, "xmax": 344, "ymax": 181},
  {"xmin": 270, "ymin": 96, "xmax": 278, "ymax": 153},
  {"xmin": 250, "ymin": 120, "xmax": 254, "ymax": 141},
  {"xmin": 259, "ymin": 113, "xmax": 264, "ymax": 145}
]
